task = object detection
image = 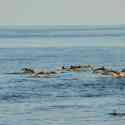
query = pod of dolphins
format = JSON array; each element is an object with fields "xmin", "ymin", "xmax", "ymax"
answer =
[
  {"xmin": 8, "ymin": 65, "xmax": 125, "ymax": 116},
  {"xmin": 12, "ymin": 64, "xmax": 125, "ymax": 78}
]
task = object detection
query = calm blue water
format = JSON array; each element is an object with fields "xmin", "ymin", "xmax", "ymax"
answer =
[{"xmin": 0, "ymin": 26, "xmax": 125, "ymax": 125}]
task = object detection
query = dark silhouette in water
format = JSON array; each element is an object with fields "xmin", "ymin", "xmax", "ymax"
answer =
[
  {"xmin": 93, "ymin": 66, "xmax": 116, "ymax": 75},
  {"xmin": 70, "ymin": 65, "xmax": 81, "ymax": 69},
  {"xmin": 61, "ymin": 65, "xmax": 81, "ymax": 71},
  {"xmin": 21, "ymin": 68, "xmax": 35, "ymax": 74},
  {"xmin": 61, "ymin": 64, "xmax": 94, "ymax": 72},
  {"xmin": 121, "ymin": 69, "xmax": 125, "ymax": 72},
  {"xmin": 6, "ymin": 68, "xmax": 35, "ymax": 75},
  {"xmin": 109, "ymin": 110, "xmax": 125, "ymax": 117},
  {"xmin": 62, "ymin": 66, "xmax": 65, "ymax": 69}
]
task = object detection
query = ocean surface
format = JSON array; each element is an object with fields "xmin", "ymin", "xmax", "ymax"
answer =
[{"xmin": 0, "ymin": 26, "xmax": 125, "ymax": 125}]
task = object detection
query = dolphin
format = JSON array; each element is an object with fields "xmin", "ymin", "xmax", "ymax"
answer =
[
  {"xmin": 109, "ymin": 110, "xmax": 125, "ymax": 117},
  {"xmin": 93, "ymin": 66, "xmax": 116, "ymax": 75}
]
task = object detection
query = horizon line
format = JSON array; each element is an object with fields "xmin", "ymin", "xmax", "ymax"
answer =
[
  {"xmin": 0, "ymin": 24, "xmax": 125, "ymax": 26},
  {"xmin": 0, "ymin": 44, "xmax": 125, "ymax": 48}
]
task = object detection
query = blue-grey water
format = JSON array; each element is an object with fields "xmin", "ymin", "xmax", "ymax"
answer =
[{"xmin": 0, "ymin": 26, "xmax": 125, "ymax": 125}]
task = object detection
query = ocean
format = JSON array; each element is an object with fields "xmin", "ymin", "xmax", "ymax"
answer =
[{"xmin": 0, "ymin": 25, "xmax": 125, "ymax": 125}]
